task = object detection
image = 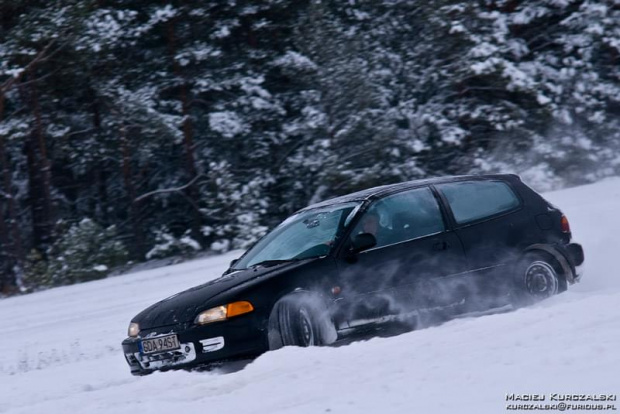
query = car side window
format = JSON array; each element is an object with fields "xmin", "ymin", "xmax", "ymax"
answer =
[
  {"xmin": 437, "ymin": 180, "xmax": 520, "ymax": 225},
  {"xmin": 352, "ymin": 187, "xmax": 445, "ymax": 249}
]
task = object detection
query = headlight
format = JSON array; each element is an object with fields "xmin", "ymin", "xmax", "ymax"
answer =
[
  {"xmin": 128, "ymin": 322, "xmax": 140, "ymax": 337},
  {"xmin": 195, "ymin": 305, "xmax": 227, "ymax": 325},
  {"xmin": 194, "ymin": 301, "xmax": 254, "ymax": 325}
]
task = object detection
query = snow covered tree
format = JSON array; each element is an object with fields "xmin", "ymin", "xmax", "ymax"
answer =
[
  {"xmin": 1, "ymin": 0, "xmax": 619, "ymax": 294},
  {"xmin": 23, "ymin": 218, "xmax": 128, "ymax": 289}
]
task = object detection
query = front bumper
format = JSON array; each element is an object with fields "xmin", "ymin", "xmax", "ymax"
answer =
[{"xmin": 122, "ymin": 314, "xmax": 267, "ymax": 375}]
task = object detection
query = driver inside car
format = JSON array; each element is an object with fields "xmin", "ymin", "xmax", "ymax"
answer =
[{"xmin": 354, "ymin": 210, "xmax": 391, "ymax": 247}]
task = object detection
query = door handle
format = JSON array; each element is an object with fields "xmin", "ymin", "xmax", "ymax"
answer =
[{"xmin": 433, "ymin": 241, "xmax": 448, "ymax": 251}]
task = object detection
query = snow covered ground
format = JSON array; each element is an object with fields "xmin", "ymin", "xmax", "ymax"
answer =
[{"xmin": 1, "ymin": 178, "xmax": 619, "ymax": 414}]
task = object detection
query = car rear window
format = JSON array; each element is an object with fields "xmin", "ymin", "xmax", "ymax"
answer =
[{"xmin": 437, "ymin": 180, "xmax": 520, "ymax": 224}]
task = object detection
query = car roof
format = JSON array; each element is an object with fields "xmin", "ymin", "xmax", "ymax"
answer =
[{"xmin": 298, "ymin": 174, "xmax": 518, "ymax": 212}]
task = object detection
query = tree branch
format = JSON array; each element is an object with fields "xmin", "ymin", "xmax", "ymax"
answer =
[
  {"xmin": 0, "ymin": 39, "xmax": 59, "ymax": 93},
  {"xmin": 133, "ymin": 174, "xmax": 203, "ymax": 203}
]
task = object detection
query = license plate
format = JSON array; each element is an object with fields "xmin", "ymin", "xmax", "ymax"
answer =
[{"xmin": 141, "ymin": 334, "xmax": 180, "ymax": 354}]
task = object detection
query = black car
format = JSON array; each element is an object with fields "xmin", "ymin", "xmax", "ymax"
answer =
[{"xmin": 122, "ymin": 174, "xmax": 584, "ymax": 375}]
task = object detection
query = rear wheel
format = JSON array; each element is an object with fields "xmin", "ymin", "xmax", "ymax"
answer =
[
  {"xmin": 268, "ymin": 293, "xmax": 336, "ymax": 350},
  {"xmin": 513, "ymin": 252, "xmax": 567, "ymax": 306}
]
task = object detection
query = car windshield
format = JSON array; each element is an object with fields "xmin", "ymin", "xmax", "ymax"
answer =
[{"xmin": 232, "ymin": 202, "xmax": 362, "ymax": 270}]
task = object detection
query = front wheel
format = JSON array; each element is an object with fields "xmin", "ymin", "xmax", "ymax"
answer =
[
  {"xmin": 268, "ymin": 293, "xmax": 337, "ymax": 350},
  {"xmin": 512, "ymin": 252, "xmax": 567, "ymax": 306}
]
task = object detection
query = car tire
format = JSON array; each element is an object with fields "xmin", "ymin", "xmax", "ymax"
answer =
[
  {"xmin": 512, "ymin": 252, "xmax": 567, "ymax": 306},
  {"xmin": 267, "ymin": 293, "xmax": 336, "ymax": 350}
]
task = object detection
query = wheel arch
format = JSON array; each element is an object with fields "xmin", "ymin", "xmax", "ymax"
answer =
[
  {"xmin": 265, "ymin": 287, "xmax": 333, "ymax": 317},
  {"xmin": 266, "ymin": 289, "xmax": 337, "ymax": 350},
  {"xmin": 522, "ymin": 244, "xmax": 575, "ymax": 283}
]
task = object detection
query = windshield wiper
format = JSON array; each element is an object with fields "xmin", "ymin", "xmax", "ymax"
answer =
[{"xmin": 247, "ymin": 259, "xmax": 300, "ymax": 269}]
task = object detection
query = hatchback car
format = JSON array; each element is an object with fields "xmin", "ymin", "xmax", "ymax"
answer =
[{"xmin": 122, "ymin": 174, "xmax": 584, "ymax": 375}]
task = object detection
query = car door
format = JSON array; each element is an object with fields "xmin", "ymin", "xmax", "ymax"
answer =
[
  {"xmin": 333, "ymin": 186, "xmax": 468, "ymax": 325},
  {"xmin": 434, "ymin": 179, "xmax": 536, "ymax": 308}
]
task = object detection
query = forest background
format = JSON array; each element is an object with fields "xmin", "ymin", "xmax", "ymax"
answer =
[{"xmin": 0, "ymin": 0, "xmax": 618, "ymax": 293}]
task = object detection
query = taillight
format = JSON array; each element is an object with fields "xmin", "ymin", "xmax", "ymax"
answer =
[{"xmin": 560, "ymin": 215, "xmax": 571, "ymax": 233}]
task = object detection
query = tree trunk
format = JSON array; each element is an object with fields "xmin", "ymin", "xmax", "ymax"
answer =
[
  {"xmin": 30, "ymin": 67, "xmax": 54, "ymax": 236},
  {"xmin": 0, "ymin": 91, "xmax": 24, "ymax": 293},
  {"xmin": 0, "ymin": 202, "xmax": 13, "ymax": 294},
  {"xmin": 20, "ymin": 69, "xmax": 54, "ymax": 249},
  {"xmin": 0, "ymin": 123, "xmax": 14, "ymax": 293},
  {"xmin": 92, "ymin": 97, "xmax": 109, "ymax": 225},
  {"xmin": 166, "ymin": 17, "xmax": 203, "ymax": 246},
  {"xmin": 120, "ymin": 123, "xmax": 145, "ymax": 259},
  {"xmin": 0, "ymin": 39, "xmax": 57, "ymax": 292}
]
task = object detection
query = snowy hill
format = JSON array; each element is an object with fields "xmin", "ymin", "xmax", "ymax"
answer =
[{"xmin": 1, "ymin": 178, "xmax": 619, "ymax": 414}]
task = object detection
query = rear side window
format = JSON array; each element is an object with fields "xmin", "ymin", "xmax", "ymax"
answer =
[{"xmin": 437, "ymin": 181, "xmax": 520, "ymax": 225}]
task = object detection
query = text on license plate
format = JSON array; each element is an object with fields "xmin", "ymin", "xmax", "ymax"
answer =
[{"xmin": 141, "ymin": 334, "xmax": 180, "ymax": 354}]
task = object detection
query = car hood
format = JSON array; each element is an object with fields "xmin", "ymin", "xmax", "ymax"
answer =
[{"xmin": 132, "ymin": 259, "xmax": 314, "ymax": 330}]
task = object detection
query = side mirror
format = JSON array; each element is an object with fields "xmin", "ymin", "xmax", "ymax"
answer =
[{"xmin": 351, "ymin": 233, "xmax": 377, "ymax": 253}]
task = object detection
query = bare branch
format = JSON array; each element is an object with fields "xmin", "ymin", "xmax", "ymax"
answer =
[
  {"xmin": 0, "ymin": 39, "xmax": 58, "ymax": 93},
  {"xmin": 133, "ymin": 175, "xmax": 203, "ymax": 203}
]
